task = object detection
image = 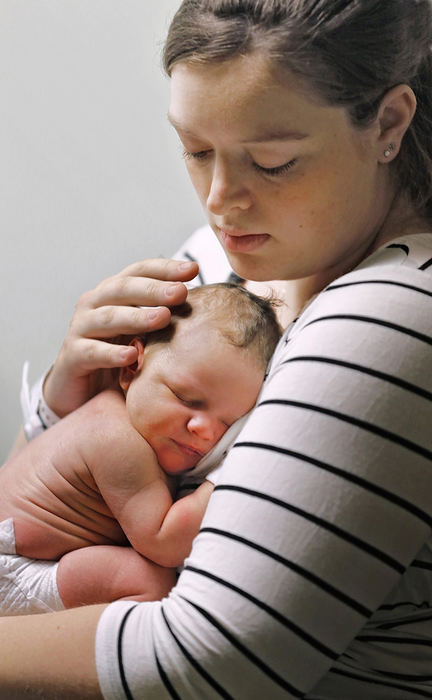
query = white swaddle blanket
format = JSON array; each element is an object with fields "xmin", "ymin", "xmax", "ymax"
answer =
[{"xmin": 0, "ymin": 518, "xmax": 64, "ymax": 616}]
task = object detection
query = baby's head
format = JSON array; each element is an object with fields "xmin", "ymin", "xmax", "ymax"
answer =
[{"xmin": 120, "ymin": 283, "xmax": 281, "ymax": 473}]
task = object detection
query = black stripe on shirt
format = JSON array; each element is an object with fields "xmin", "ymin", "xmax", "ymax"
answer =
[
  {"xmin": 155, "ymin": 652, "xmax": 182, "ymax": 700},
  {"xmin": 379, "ymin": 600, "xmax": 430, "ymax": 611},
  {"xmin": 371, "ymin": 669, "xmax": 432, "ymax": 683},
  {"xmin": 160, "ymin": 606, "xmax": 234, "ymax": 699},
  {"xmin": 182, "ymin": 251, "xmax": 205, "ymax": 285},
  {"xmin": 356, "ymin": 634, "xmax": 432, "ymax": 647},
  {"xmin": 213, "ymin": 485, "xmax": 404, "ymax": 574},
  {"xmin": 412, "ymin": 560, "xmax": 432, "ymax": 570},
  {"xmin": 185, "ymin": 563, "xmax": 340, "ymax": 657},
  {"xmin": 325, "ymin": 279, "xmax": 432, "ymax": 298},
  {"xmin": 304, "ymin": 314, "xmax": 432, "ymax": 346},
  {"xmin": 195, "ymin": 530, "xmax": 371, "ymax": 618},
  {"xmin": 232, "ymin": 442, "xmax": 432, "ymax": 529},
  {"xmin": 386, "ymin": 243, "xmax": 410, "ymax": 254},
  {"xmin": 281, "ymin": 356, "xmax": 432, "ymax": 402},
  {"xmin": 420, "ymin": 257, "xmax": 432, "ymax": 271},
  {"xmin": 328, "ymin": 666, "xmax": 432, "ymax": 698},
  {"xmin": 377, "ymin": 614, "xmax": 432, "ymax": 630},
  {"xmin": 227, "ymin": 271, "xmax": 244, "ymax": 285},
  {"xmin": 117, "ymin": 604, "xmax": 138, "ymax": 700},
  {"xmin": 258, "ymin": 399, "xmax": 432, "ymax": 461},
  {"xmin": 178, "ymin": 593, "xmax": 306, "ymax": 698}
]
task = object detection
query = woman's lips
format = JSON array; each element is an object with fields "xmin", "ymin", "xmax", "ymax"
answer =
[{"xmin": 218, "ymin": 228, "xmax": 270, "ymax": 253}]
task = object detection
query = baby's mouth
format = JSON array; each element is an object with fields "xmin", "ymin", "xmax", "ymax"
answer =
[{"xmin": 171, "ymin": 440, "xmax": 205, "ymax": 459}]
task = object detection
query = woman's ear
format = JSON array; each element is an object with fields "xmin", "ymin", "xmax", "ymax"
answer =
[
  {"xmin": 376, "ymin": 84, "xmax": 417, "ymax": 163},
  {"xmin": 119, "ymin": 337, "xmax": 146, "ymax": 393}
]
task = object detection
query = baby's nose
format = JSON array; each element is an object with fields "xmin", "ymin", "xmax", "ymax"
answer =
[{"xmin": 187, "ymin": 414, "xmax": 222, "ymax": 444}]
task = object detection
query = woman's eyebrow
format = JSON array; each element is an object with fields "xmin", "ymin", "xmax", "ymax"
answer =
[
  {"xmin": 167, "ymin": 113, "xmax": 308, "ymax": 142},
  {"xmin": 242, "ymin": 129, "xmax": 308, "ymax": 143},
  {"xmin": 167, "ymin": 113, "xmax": 195, "ymax": 135}
]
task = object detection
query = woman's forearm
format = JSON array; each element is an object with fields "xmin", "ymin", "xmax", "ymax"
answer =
[{"xmin": 0, "ymin": 605, "xmax": 106, "ymax": 699}]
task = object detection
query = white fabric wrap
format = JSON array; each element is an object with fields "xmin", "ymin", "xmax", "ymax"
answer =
[{"xmin": 0, "ymin": 518, "xmax": 64, "ymax": 615}]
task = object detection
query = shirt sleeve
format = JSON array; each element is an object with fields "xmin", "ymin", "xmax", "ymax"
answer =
[{"xmin": 96, "ymin": 239, "xmax": 432, "ymax": 699}]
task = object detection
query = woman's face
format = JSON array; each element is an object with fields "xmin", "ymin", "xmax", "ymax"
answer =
[{"xmin": 169, "ymin": 53, "xmax": 393, "ymax": 282}]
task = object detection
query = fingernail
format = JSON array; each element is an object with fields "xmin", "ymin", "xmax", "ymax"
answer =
[
  {"xmin": 165, "ymin": 283, "xmax": 182, "ymax": 297},
  {"xmin": 178, "ymin": 261, "xmax": 194, "ymax": 271},
  {"xmin": 149, "ymin": 308, "xmax": 163, "ymax": 320}
]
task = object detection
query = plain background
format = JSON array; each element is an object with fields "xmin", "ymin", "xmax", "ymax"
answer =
[{"xmin": 0, "ymin": 1, "xmax": 205, "ymax": 461}]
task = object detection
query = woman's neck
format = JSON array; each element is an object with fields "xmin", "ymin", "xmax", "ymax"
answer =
[{"xmin": 246, "ymin": 197, "xmax": 431, "ymax": 329}]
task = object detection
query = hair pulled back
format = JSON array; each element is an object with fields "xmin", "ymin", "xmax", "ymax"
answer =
[{"xmin": 164, "ymin": 0, "xmax": 432, "ymax": 220}]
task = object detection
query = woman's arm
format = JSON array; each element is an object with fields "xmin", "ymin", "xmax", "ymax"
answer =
[{"xmin": 0, "ymin": 605, "xmax": 106, "ymax": 699}]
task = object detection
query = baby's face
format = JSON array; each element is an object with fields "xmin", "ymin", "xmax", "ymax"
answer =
[{"xmin": 125, "ymin": 320, "xmax": 264, "ymax": 473}]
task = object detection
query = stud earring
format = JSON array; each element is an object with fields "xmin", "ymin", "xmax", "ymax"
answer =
[{"xmin": 384, "ymin": 143, "xmax": 395, "ymax": 158}]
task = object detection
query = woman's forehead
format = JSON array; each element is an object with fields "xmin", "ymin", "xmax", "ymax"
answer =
[{"xmin": 169, "ymin": 55, "xmax": 341, "ymax": 141}]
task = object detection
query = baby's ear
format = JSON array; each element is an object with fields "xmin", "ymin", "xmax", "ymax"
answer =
[{"xmin": 119, "ymin": 337, "xmax": 146, "ymax": 393}]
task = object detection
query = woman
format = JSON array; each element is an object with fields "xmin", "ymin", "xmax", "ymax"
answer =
[{"xmin": 2, "ymin": 0, "xmax": 432, "ymax": 697}]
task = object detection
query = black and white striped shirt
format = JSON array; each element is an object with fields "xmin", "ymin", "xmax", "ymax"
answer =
[{"xmin": 96, "ymin": 228, "xmax": 432, "ymax": 699}]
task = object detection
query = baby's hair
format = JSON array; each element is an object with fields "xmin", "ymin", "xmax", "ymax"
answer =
[{"xmin": 148, "ymin": 282, "xmax": 281, "ymax": 369}]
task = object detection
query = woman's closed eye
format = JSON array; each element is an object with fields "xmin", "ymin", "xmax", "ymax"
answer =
[
  {"xmin": 253, "ymin": 158, "xmax": 297, "ymax": 176},
  {"xmin": 183, "ymin": 148, "xmax": 298, "ymax": 177},
  {"xmin": 183, "ymin": 148, "xmax": 210, "ymax": 162}
]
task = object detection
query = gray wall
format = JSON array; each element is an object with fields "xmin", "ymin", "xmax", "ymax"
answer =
[{"xmin": 0, "ymin": 1, "xmax": 204, "ymax": 461}]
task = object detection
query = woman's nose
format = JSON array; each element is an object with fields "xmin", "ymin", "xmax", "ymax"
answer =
[
  {"xmin": 187, "ymin": 413, "xmax": 222, "ymax": 444},
  {"xmin": 206, "ymin": 158, "xmax": 252, "ymax": 215}
]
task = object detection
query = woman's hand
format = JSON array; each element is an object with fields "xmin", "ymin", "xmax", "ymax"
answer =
[{"xmin": 44, "ymin": 258, "xmax": 199, "ymax": 417}]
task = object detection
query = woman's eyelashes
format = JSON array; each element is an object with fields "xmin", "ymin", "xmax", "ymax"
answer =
[
  {"xmin": 253, "ymin": 159, "xmax": 297, "ymax": 176},
  {"xmin": 182, "ymin": 148, "xmax": 298, "ymax": 177},
  {"xmin": 183, "ymin": 148, "xmax": 209, "ymax": 162}
]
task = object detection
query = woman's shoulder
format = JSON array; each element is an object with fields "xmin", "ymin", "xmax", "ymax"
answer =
[
  {"xmin": 352, "ymin": 232, "xmax": 432, "ymax": 277},
  {"xmin": 270, "ymin": 233, "xmax": 432, "ymax": 376},
  {"xmin": 301, "ymin": 233, "xmax": 432, "ymax": 326}
]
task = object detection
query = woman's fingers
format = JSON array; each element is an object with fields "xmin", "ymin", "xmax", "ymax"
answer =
[
  {"xmin": 118, "ymin": 258, "xmax": 198, "ymax": 281},
  {"xmin": 72, "ymin": 304, "xmax": 173, "ymax": 339},
  {"xmin": 88, "ymin": 278, "xmax": 189, "ymax": 309},
  {"xmin": 68, "ymin": 338, "xmax": 140, "ymax": 372},
  {"xmin": 91, "ymin": 258, "xmax": 198, "ymax": 307},
  {"xmin": 69, "ymin": 258, "xmax": 199, "ymax": 338}
]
